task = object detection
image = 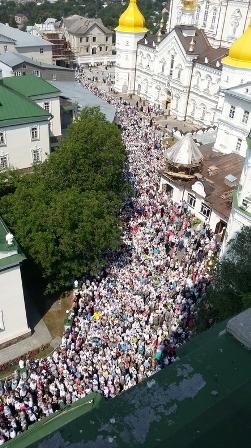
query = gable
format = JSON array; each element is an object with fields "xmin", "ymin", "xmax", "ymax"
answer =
[{"xmin": 157, "ymin": 29, "xmax": 190, "ymax": 64}]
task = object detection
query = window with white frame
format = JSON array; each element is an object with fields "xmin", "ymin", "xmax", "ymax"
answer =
[
  {"xmin": 31, "ymin": 126, "xmax": 39, "ymax": 141},
  {"xmin": 210, "ymin": 8, "xmax": 217, "ymax": 29},
  {"xmin": 0, "ymin": 132, "xmax": 6, "ymax": 146},
  {"xmin": 229, "ymin": 105, "xmax": 236, "ymax": 118},
  {"xmin": 0, "ymin": 155, "xmax": 8, "ymax": 170},
  {"xmin": 188, "ymin": 193, "xmax": 196, "ymax": 208},
  {"xmin": 242, "ymin": 110, "xmax": 249, "ymax": 124},
  {"xmin": 203, "ymin": 1, "xmax": 209, "ymax": 27},
  {"xmin": 40, "ymin": 48, "xmax": 44, "ymax": 53},
  {"xmin": 44, "ymin": 101, "xmax": 50, "ymax": 112},
  {"xmin": 236, "ymin": 138, "xmax": 242, "ymax": 152},
  {"xmin": 32, "ymin": 148, "xmax": 41, "ymax": 164},
  {"xmin": 195, "ymin": 5, "xmax": 201, "ymax": 24},
  {"xmin": 200, "ymin": 202, "xmax": 211, "ymax": 218},
  {"xmin": 170, "ymin": 54, "xmax": 175, "ymax": 76},
  {"xmin": 15, "ymin": 71, "xmax": 22, "ymax": 76},
  {"xmin": 52, "ymin": 73, "xmax": 57, "ymax": 80},
  {"xmin": 32, "ymin": 70, "xmax": 40, "ymax": 77}
]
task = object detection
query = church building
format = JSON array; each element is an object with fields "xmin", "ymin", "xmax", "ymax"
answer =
[
  {"xmin": 114, "ymin": 0, "xmax": 251, "ymax": 148},
  {"xmin": 114, "ymin": 0, "xmax": 251, "ymax": 248}
]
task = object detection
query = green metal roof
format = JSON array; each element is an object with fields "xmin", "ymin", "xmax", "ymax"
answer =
[
  {"xmin": 0, "ymin": 84, "xmax": 50, "ymax": 126},
  {"xmin": 5, "ymin": 320, "xmax": 251, "ymax": 448},
  {"xmin": 3, "ymin": 75, "xmax": 60, "ymax": 98},
  {"xmin": 0, "ymin": 217, "xmax": 26, "ymax": 270}
]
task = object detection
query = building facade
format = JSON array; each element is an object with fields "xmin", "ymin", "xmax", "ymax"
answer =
[
  {"xmin": 3, "ymin": 75, "xmax": 62, "ymax": 138},
  {"xmin": 0, "ymin": 77, "xmax": 52, "ymax": 171},
  {"xmin": 214, "ymin": 83, "xmax": 251, "ymax": 157},
  {"xmin": 58, "ymin": 16, "xmax": 115, "ymax": 65},
  {"xmin": 0, "ymin": 219, "xmax": 29, "ymax": 347},
  {"xmin": 114, "ymin": 0, "xmax": 251, "ymax": 158},
  {"xmin": 168, "ymin": 0, "xmax": 251, "ymax": 49},
  {"xmin": 0, "ymin": 22, "xmax": 53, "ymax": 64},
  {"xmin": 0, "ymin": 52, "xmax": 74, "ymax": 82}
]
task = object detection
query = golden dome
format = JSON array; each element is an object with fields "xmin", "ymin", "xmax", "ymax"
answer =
[
  {"xmin": 222, "ymin": 21, "xmax": 251, "ymax": 69},
  {"xmin": 115, "ymin": 0, "xmax": 148, "ymax": 33},
  {"xmin": 181, "ymin": 0, "xmax": 197, "ymax": 11}
]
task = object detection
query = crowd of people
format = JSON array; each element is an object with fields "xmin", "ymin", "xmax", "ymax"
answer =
[{"xmin": 0, "ymin": 71, "xmax": 220, "ymax": 444}]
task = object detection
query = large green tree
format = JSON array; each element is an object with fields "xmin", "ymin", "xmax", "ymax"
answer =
[
  {"xmin": 197, "ymin": 226, "xmax": 251, "ymax": 329},
  {"xmin": 0, "ymin": 107, "xmax": 127, "ymax": 293}
]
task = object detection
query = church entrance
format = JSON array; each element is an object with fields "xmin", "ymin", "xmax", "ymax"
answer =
[
  {"xmin": 215, "ymin": 220, "xmax": 227, "ymax": 241},
  {"xmin": 162, "ymin": 183, "xmax": 173, "ymax": 196}
]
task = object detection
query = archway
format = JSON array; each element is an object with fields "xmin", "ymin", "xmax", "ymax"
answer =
[
  {"xmin": 215, "ymin": 220, "xmax": 227, "ymax": 241},
  {"xmin": 162, "ymin": 183, "xmax": 173, "ymax": 196}
]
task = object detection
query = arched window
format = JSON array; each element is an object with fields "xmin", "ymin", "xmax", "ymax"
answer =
[
  {"xmin": 195, "ymin": 5, "xmax": 201, "ymax": 25},
  {"xmin": 230, "ymin": 9, "xmax": 242, "ymax": 37},
  {"xmin": 177, "ymin": 7, "xmax": 182, "ymax": 25},
  {"xmin": 170, "ymin": 54, "xmax": 175, "ymax": 76},
  {"xmin": 194, "ymin": 71, "xmax": 201, "ymax": 88},
  {"xmin": 203, "ymin": 1, "xmax": 209, "ymax": 27},
  {"xmin": 173, "ymin": 94, "xmax": 180, "ymax": 110},
  {"xmin": 176, "ymin": 64, "xmax": 182, "ymax": 80},
  {"xmin": 210, "ymin": 8, "xmax": 217, "ymax": 30},
  {"xmin": 160, "ymin": 59, "xmax": 166, "ymax": 74},
  {"xmin": 190, "ymin": 100, "xmax": 196, "ymax": 117},
  {"xmin": 201, "ymin": 104, "xmax": 206, "ymax": 120},
  {"xmin": 143, "ymin": 79, "xmax": 148, "ymax": 93},
  {"xmin": 146, "ymin": 54, "xmax": 151, "ymax": 69},
  {"xmin": 205, "ymin": 75, "xmax": 212, "ymax": 92}
]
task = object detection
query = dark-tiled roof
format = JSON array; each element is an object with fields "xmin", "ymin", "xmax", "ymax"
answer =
[
  {"xmin": 162, "ymin": 144, "xmax": 244, "ymax": 219},
  {"xmin": 174, "ymin": 26, "xmax": 210, "ymax": 56},
  {"xmin": 62, "ymin": 15, "xmax": 112, "ymax": 36},
  {"xmin": 138, "ymin": 34, "xmax": 164, "ymax": 48},
  {"xmin": 196, "ymin": 46, "xmax": 228, "ymax": 69}
]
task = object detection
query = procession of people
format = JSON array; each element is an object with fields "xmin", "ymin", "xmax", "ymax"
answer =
[{"xmin": 0, "ymin": 71, "xmax": 219, "ymax": 444}]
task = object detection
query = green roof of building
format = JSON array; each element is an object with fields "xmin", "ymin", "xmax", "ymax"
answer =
[
  {"xmin": 0, "ymin": 83, "xmax": 50, "ymax": 126},
  {"xmin": 5, "ymin": 320, "xmax": 251, "ymax": 448},
  {"xmin": 0, "ymin": 217, "xmax": 25, "ymax": 270},
  {"xmin": 3, "ymin": 75, "xmax": 60, "ymax": 98}
]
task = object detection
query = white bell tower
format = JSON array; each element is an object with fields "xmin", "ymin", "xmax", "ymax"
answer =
[{"xmin": 114, "ymin": 0, "xmax": 148, "ymax": 95}]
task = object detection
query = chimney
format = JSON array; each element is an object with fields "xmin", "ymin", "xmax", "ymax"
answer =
[{"xmin": 188, "ymin": 37, "xmax": 195, "ymax": 52}]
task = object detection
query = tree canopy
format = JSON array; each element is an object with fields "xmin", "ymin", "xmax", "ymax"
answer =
[
  {"xmin": 197, "ymin": 226, "xmax": 251, "ymax": 330},
  {"xmin": 0, "ymin": 107, "xmax": 128, "ymax": 293},
  {"xmin": 0, "ymin": 0, "xmax": 167, "ymax": 33}
]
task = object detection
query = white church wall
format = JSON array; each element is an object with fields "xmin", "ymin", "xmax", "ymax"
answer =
[
  {"xmin": 115, "ymin": 31, "xmax": 146, "ymax": 94},
  {"xmin": 214, "ymin": 94, "xmax": 251, "ymax": 157},
  {"xmin": 160, "ymin": 175, "xmax": 227, "ymax": 232},
  {"xmin": 0, "ymin": 265, "xmax": 29, "ymax": 346},
  {"xmin": 220, "ymin": 65, "xmax": 251, "ymax": 90},
  {"xmin": 168, "ymin": 0, "xmax": 251, "ymax": 48},
  {"xmin": 186, "ymin": 64, "xmax": 220, "ymax": 125}
]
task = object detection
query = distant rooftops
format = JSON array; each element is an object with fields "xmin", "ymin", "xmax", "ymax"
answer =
[
  {"xmin": 60, "ymin": 15, "xmax": 112, "ymax": 36},
  {"xmin": 0, "ymin": 51, "xmax": 73, "ymax": 72},
  {"xmin": 0, "ymin": 22, "xmax": 52, "ymax": 48},
  {"xmin": 0, "ymin": 82, "xmax": 50, "ymax": 127},
  {"xmin": 3, "ymin": 75, "xmax": 60, "ymax": 98},
  {"xmin": 51, "ymin": 80, "xmax": 116, "ymax": 122}
]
